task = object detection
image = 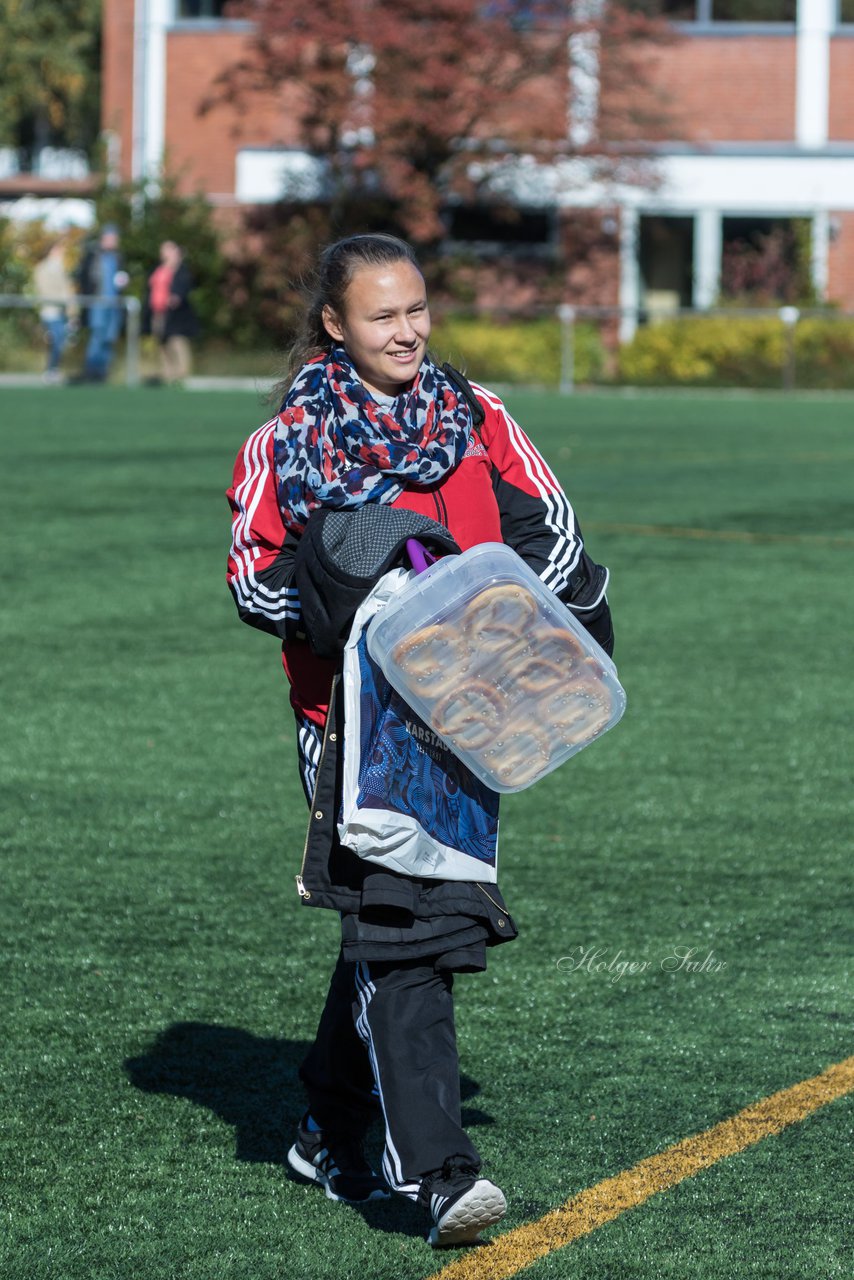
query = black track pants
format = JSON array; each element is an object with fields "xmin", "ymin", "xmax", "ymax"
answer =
[{"xmin": 299, "ymin": 951, "xmax": 481, "ymax": 1198}]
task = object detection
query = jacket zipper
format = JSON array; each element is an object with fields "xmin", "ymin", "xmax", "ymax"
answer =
[
  {"xmin": 295, "ymin": 677, "xmax": 338, "ymax": 900},
  {"xmin": 476, "ymin": 883, "xmax": 503, "ymax": 911},
  {"xmin": 476, "ymin": 883, "xmax": 511, "ymax": 933}
]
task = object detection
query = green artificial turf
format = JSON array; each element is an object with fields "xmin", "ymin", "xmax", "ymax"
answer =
[{"xmin": 1, "ymin": 387, "xmax": 851, "ymax": 1279}]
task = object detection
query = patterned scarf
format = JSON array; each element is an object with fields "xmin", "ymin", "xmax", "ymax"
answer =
[{"xmin": 273, "ymin": 347, "xmax": 472, "ymax": 533}]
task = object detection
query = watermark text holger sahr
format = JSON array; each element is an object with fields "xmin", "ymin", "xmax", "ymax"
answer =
[{"xmin": 557, "ymin": 945, "xmax": 727, "ymax": 983}]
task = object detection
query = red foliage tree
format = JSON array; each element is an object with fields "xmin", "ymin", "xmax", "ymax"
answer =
[{"xmin": 208, "ymin": 0, "xmax": 673, "ymax": 240}]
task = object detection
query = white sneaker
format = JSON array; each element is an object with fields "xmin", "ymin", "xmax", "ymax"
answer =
[{"xmin": 422, "ymin": 1164, "xmax": 507, "ymax": 1247}]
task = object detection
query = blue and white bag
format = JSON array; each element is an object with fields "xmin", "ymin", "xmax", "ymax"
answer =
[{"xmin": 339, "ymin": 570, "xmax": 500, "ymax": 882}]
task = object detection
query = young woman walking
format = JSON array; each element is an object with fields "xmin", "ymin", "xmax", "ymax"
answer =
[{"xmin": 226, "ymin": 233, "xmax": 613, "ymax": 1246}]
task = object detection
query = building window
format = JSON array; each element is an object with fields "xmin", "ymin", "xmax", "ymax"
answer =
[
  {"xmin": 624, "ymin": 1, "xmax": 796, "ymax": 19},
  {"xmin": 711, "ymin": 0, "xmax": 796, "ymax": 18},
  {"xmin": 639, "ymin": 216, "xmax": 694, "ymax": 318},
  {"xmin": 176, "ymin": 0, "xmax": 228, "ymax": 17},
  {"xmin": 720, "ymin": 218, "xmax": 814, "ymax": 305},
  {"xmin": 622, "ymin": 2, "xmax": 699, "ymax": 16},
  {"xmin": 839, "ymin": 0, "xmax": 854, "ymax": 23},
  {"xmin": 442, "ymin": 205, "xmax": 555, "ymax": 257}
]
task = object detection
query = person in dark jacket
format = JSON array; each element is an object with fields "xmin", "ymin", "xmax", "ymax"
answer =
[
  {"xmin": 142, "ymin": 240, "xmax": 199, "ymax": 384},
  {"xmin": 74, "ymin": 224, "xmax": 129, "ymax": 383},
  {"xmin": 226, "ymin": 233, "xmax": 614, "ymax": 1247}
]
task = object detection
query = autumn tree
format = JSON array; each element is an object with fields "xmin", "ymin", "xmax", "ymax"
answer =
[
  {"xmin": 209, "ymin": 0, "xmax": 673, "ymax": 241},
  {"xmin": 0, "ymin": 0, "xmax": 101, "ymax": 163}
]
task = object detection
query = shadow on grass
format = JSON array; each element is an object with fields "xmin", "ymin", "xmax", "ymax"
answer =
[
  {"xmin": 125, "ymin": 1021, "xmax": 310, "ymax": 1165},
  {"xmin": 125, "ymin": 1021, "xmax": 492, "ymax": 1239}
]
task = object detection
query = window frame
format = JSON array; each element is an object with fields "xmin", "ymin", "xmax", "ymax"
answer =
[
  {"xmin": 169, "ymin": 0, "xmax": 253, "ymax": 27},
  {"xmin": 627, "ymin": 0, "xmax": 797, "ymax": 27},
  {"xmin": 837, "ymin": 0, "xmax": 854, "ymax": 29}
]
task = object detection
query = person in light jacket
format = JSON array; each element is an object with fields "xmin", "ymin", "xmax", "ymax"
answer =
[{"xmin": 32, "ymin": 235, "xmax": 79, "ymax": 383}]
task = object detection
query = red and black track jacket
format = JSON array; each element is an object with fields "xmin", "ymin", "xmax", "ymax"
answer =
[{"xmin": 227, "ymin": 381, "xmax": 613, "ymax": 725}]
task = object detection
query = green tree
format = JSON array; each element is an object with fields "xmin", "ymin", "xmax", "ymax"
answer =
[{"xmin": 0, "ymin": 0, "xmax": 101, "ymax": 160}]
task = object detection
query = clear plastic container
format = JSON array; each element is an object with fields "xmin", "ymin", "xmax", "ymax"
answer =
[{"xmin": 366, "ymin": 542, "xmax": 626, "ymax": 793}]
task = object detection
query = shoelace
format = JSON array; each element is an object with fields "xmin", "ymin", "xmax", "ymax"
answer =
[{"xmin": 417, "ymin": 1158, "xmax": 480, "ymax": 1211}]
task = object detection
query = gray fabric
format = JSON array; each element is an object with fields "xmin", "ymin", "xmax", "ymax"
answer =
[
  {"xmin": 294, "ymin": 506, "xmax": 459, "ymax": 657},
  {"xmin": 318, "ymin": 505, "xmax": 453, "ymax": 578}
]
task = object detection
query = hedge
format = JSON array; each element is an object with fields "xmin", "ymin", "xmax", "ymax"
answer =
[
  {"xmin": 618, "ymin": 313, "xmax": 854, "ymax": 390},
  {"xmin": 429, "ymin": 315, "xmax": 606, "ymax": 387}
]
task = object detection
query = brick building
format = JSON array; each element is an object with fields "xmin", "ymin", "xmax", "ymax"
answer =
[{"xmin": 102, "ymin": 0, "xmax": 854, "ymax": 329}]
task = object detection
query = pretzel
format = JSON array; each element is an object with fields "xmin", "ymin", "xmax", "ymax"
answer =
[
  {"xmin": 514, "ymin": 654, "xmax": 565, "ymax": 695},
  {"xmin": 528, "ymin": 625, "xmax": 587, "ymax": 667},
  {"xmin": 462, "ymin": 582, "xmax": 539, "ymax": 652},
  {"xmin": 392, "ymin": 624, "xmax": 471, "ymax": 698},
  {"xmin": 432, "ymin": 680, "xmax": 507, "ymax": 752},
  {"xmin": 488, "ymin": 722, "xmax": 553, "ymax": 789},
  {"xmin": 543, "ymin": 689, "xmax": 612, "ymax": 742},
  {"xmin": 392, "ymin": 581, "xmax": 613, "ymax": 782}
]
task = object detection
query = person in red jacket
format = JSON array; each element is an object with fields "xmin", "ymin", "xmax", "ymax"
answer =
[{"xmin": 227, "ymin": 233, "xmax": 613, "ymax": 1247}]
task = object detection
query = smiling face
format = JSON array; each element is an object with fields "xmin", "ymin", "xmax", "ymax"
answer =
[{"xmin": 321, "ymin": 259, "xmax": 431, "ymax": 397}]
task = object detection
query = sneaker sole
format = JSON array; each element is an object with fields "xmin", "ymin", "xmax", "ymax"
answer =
[
  {"xmin": 286, "ymin": 1143, "xmax": 390, "ymax": 1204},
  {"xmin": 428, "ymin": 1180, "xmax": 507, "ymax": 1247}
]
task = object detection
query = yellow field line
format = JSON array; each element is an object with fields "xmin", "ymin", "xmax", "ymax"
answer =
[
  {"xmin": 426, "ymin": 1055, "xmax": 854, "ymax": 1280},
  {"xmin": 586, "ymin": 521, "xmax": 854, "ymax": 547}
]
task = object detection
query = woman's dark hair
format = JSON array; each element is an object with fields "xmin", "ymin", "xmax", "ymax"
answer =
[{"xmin": 274, "ymin": 233, "xmax": 421, "ymax": 399}]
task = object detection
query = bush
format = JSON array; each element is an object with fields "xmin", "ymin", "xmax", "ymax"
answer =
[
  {"xmin": 618, "ymin": 313, "xmax": 854, "ymax": 389},
  {"xmin": 790, "ymin": 316, "xmax": 854, "ymax": 390},
  {"xmin": 429, "ymin": 314, "xmax": 606, "ymax": 387}
]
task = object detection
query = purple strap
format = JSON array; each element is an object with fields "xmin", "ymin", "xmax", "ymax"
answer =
[{"xmin": 406, "ymin": 539, "xmax": 437, "ymax": 575}]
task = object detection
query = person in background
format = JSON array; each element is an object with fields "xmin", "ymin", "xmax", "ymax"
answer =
[
  {"xmin": 32, "ymin": 234, "xmax": 78, "ymax": 384},
  {"xmin": 142, "ymin": 240, "xmax": 199, "ymax": 386},
  {"xmin": 74, "ymin": 223, "xmax": 129, "ymax": 383}
]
